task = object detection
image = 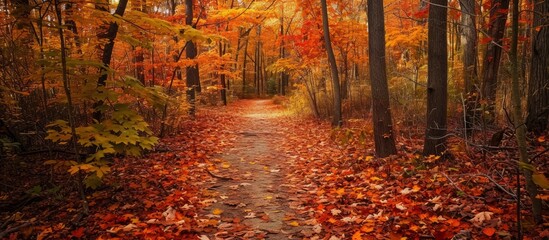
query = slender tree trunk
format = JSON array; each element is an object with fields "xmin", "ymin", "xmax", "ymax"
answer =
[
  {"xmin": 460, "ymin": 0, "xmax": 478, "ymax": 134},
  {"xmin": 526, "ymin": 0, "xmax": 549, "ymax": 134},
  {"xmin": 185, "ymin": 0, "xmax": 198, "ymax": 116},
  {"xmin": 367, "ymin": 0, "xmax": 397, "ymax": 157},
  {"xmin": 92, "ymin": 0, "xmax": 129, "ymax": 122},
  {"xmin": 132, "ymin": 0, "xmax": 146, "ymax": 84},
  {"xmin": 219, "ymin": 41, "xmax": 227, "ymax": 105},
  {"xmin": 54, "ymin": 0, "xmax": 88, "ymax": 214},
  {"xmin": 321, "ymin": 0, "xmax": 342, "ymax": 127},
  {"xmin": 242, "ymin": 38, "xmax": 248, "ymax": 96},
  {"xmin": 510, "ymin": 0, "xmax": 542, "ymax": 225},
  {"xmin": 341, "ymin": 51, "xmax": 349, "ymax": 100},
  {"xmin": 481, "ymin": 0, "xmax": 510, "ymax": 120},
  {"xmin": 423, "ymin": 0, "xmax": 448, "ymax": 156}
]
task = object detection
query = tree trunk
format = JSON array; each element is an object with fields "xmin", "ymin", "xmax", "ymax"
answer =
[
  {"xmin": 219, "ymin": 41, "xmax": 227, "ymax": 105},
  {"xmin": 423, "ymin": 0, "xmax": 448, "ymax": 156},
  {"xmin": 242, "ymin": 38, "xmax": 249, "ymax": 96},
  {"xmin": 367, "ymin": 0, "xmax": 397, "ymax": 157},
  {"xmin": 132, "ymin": 0, "xmax": 146, "ymax": 85},
  {"xmin": 510, "ymin": 0, "xmax": 542, "ymax": 225},
  {"xmin": 526, "ymin": 0, "xmax": 549, "ymax": 134},
  {"xmin": 341, "ymin": 51, "xmax": 349, "ymax": 100},
  {"xmin": 460, "ymin": 0, "xmax": 479, "ymax": 134},
  {"xmin": 92, "ymin": 0, "xmax": 129, "ymax": 122},
  {"xmin": 321, "ymin": 0, "xmax": 342, "ymax": 127},
  {"xmin": 481, "ymin": 0, "xmax": 510, "ymax": 119},
  {"xmin": 185, "ymin": 0, "xmax": 199, "ymax": 116}
]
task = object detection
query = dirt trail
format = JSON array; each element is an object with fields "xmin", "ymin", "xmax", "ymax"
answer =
[{"xmin": 200, "ymin": 100, "xmax": 310, "ymax": 239}]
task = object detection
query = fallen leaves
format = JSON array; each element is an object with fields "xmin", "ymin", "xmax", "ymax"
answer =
[{"xmin": 4, "ymin": 100, "xmax": 546, "ymax": 239}]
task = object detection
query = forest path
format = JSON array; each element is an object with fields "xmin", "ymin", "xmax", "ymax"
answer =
[{"xmin": 199, "ymin": 99, "xmax": 311, "ymax": 239}]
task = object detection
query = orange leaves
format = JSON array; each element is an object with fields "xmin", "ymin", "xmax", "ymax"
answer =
[{"xmin": 482, "ymin": 227, "xmax": 496, "ymax": 236}]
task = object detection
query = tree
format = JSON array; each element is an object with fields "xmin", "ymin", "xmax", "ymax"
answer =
[
  {"xmin": 510, "ymin": 0, "xmax": 542, "ymax": 225},
  {"xmin": 480, "ymin": 0, "xmax": 510, "ymax": 120},
  {"xmin": 367, "ymin": 0, "xmax": 397, "ymax": 157},
  {"xmin": 186, "ymin": 0, "xmax": 199, "ymax": 116},
  {"xmin": 93, "ymin": 0, "xmax": 130, "ymax": 122},
  {"xmin": 320, "ymin": 0, "xmax": 342, "ymax": 127},
  {"xmin": 526, "ymin": 0, "xmax": 549, "ymax": 134},
  {"xmin": 459, "ymin": 0, "xmax": 478, "ymax": 133},
  {"xmin": 423, "ymin": 0, "xmax": 448, "ymax": 156}
]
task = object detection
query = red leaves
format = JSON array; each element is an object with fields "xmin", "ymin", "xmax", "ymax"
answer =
[
  {"xmin": 482, "ymin": 227, "xmax": 496, "ymax": 236},
  {"xmin": 70, "ymin": 227, "xmax": 85, "ymax": 238}
]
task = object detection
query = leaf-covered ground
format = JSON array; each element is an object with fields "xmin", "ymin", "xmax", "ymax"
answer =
[{"xmin": 1, "ymin": 99, "xmax": 547, "ymax": 239}]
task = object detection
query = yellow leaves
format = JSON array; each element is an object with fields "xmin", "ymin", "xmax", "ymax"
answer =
[
  {"xmin": 386, "ymin": 25, "xmax": 427, "ymax": 49},
  {"xmin": 532, "ymin": 173, "xmax": 549, "ymax": 189},
  {"xmin": 370, "ymin": 176, "xmax": 383, "ymax": 181},
  {"xmin": 212, "ymin": 208, "xmax": 223, "ymax": 215},
  {"xmin": 288, "ymin": 221, "xmax": 300, "ymax": 227},
  {"xmin": 221, "ymin": 162, "xmax": 231, "ymax": 169}
]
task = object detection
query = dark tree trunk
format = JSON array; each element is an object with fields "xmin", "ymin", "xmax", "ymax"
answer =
[
  {"xmin": 367, "ymin": 0, "xmax": 397, "ymax": 157},
  {"xmin": 254, "ymin": 26, "xmax": 262, "ymax": 96},
  {"xmin": 423, "ymin": 0, "xmax": 448, "ymax": 156},
  {"xmin": 93, "ymin": 0, "xmax": 129, "ymax": 122},
  {"xmin": 242, "ymin": 38, "xmax": 249, "ymax": 96},
  {"xmin": 510, "ymin": 0, "xmax": 542, "ymax": 225},
  {"xmin": 341, "ymin": 51, "xmax": 349, "ymax": 100},
  {"xmin": 132, "ymin": 0, "xmax": 146, "ymax": 85},
  {"xmin": 321, "ymin": 0, "xmax": 342, "ymax": 127},
  {"xmin": 219, "ymin": 41, "xmax": 227, "ymax": 105},
  {"xmin": 460, "ymin": 0, "xmax": 478, "ymax": 133},
  {"xmin": 526, "ymin": 0, "xmax": 549, "ymax": 134},
  {"xmin": 185, "ymin": 0, "xmax": 199, "ymax": 116},
  {"xmin": 481, "ymin": 0, "xmax": 510, "ymax": 118},
  {"xmin": 279, "ymin": 16, "xmax": 288, "ymax": 96}
]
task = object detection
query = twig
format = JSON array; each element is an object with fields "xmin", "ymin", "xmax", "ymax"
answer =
[
  {"xmin": 0, "ymin": 222, "xmax": 32, "ymax": 239},
  {"xmin": 206, "ymin": 169, "xmax": 234, "ymax": 181},
  {"xmin": 441, "ymin": 172, "xmax": 481, "ymax": 200},
  {"xmin": 530, "ymin": 148, "xmax": 549, "ymax": 163},
  {"xmin": 475, "ymin": 173, "xmax": 517, "ymax": 198}
]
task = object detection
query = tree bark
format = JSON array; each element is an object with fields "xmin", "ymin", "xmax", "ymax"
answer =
[
  {"xmin": 510, "ymin": 0, "xmax": 542, "ymax": 225},
  {"xmin": 219, "ymin": 41, "xmax": 227, "ymax": 105},
  {"xmin": 481, "ymin": 0, "xmax": 510, "ymax": 119},
  {"xmin": 460, "ymin": 0, "xmax": 479, "ymax": 134},
  {"xmin": 367, "ymin": 0, "xmax": 397, "ymax": 157},
  {"xmin": 320, "ymin": 0, "xmax": 342, "ymax": 127},
  {"xmin": 526, "ymin": 0, "xmax": 549, "ymax": 134},
  {"xmin": 185, "ymin": 0, "xmax": 199, "ymax": 116},
  {"xmin": 242, "ymin": 37, "xmax": 249, "ymax": 96},
  {"xmin": 423, "ymin": 0, "xmax": 448, "ymax": 156},
  {"xmin": 93, "ymin": 0, "xmax": 129, "ymax": 122},
  {"xmin": 132, "ymin": 0, "xmax": 146, "ymax": 85}
]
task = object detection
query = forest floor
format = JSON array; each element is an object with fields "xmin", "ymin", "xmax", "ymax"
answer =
[{"xmin": 0, "ymin": 99, "xmax": 547, "ymax": 239}]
